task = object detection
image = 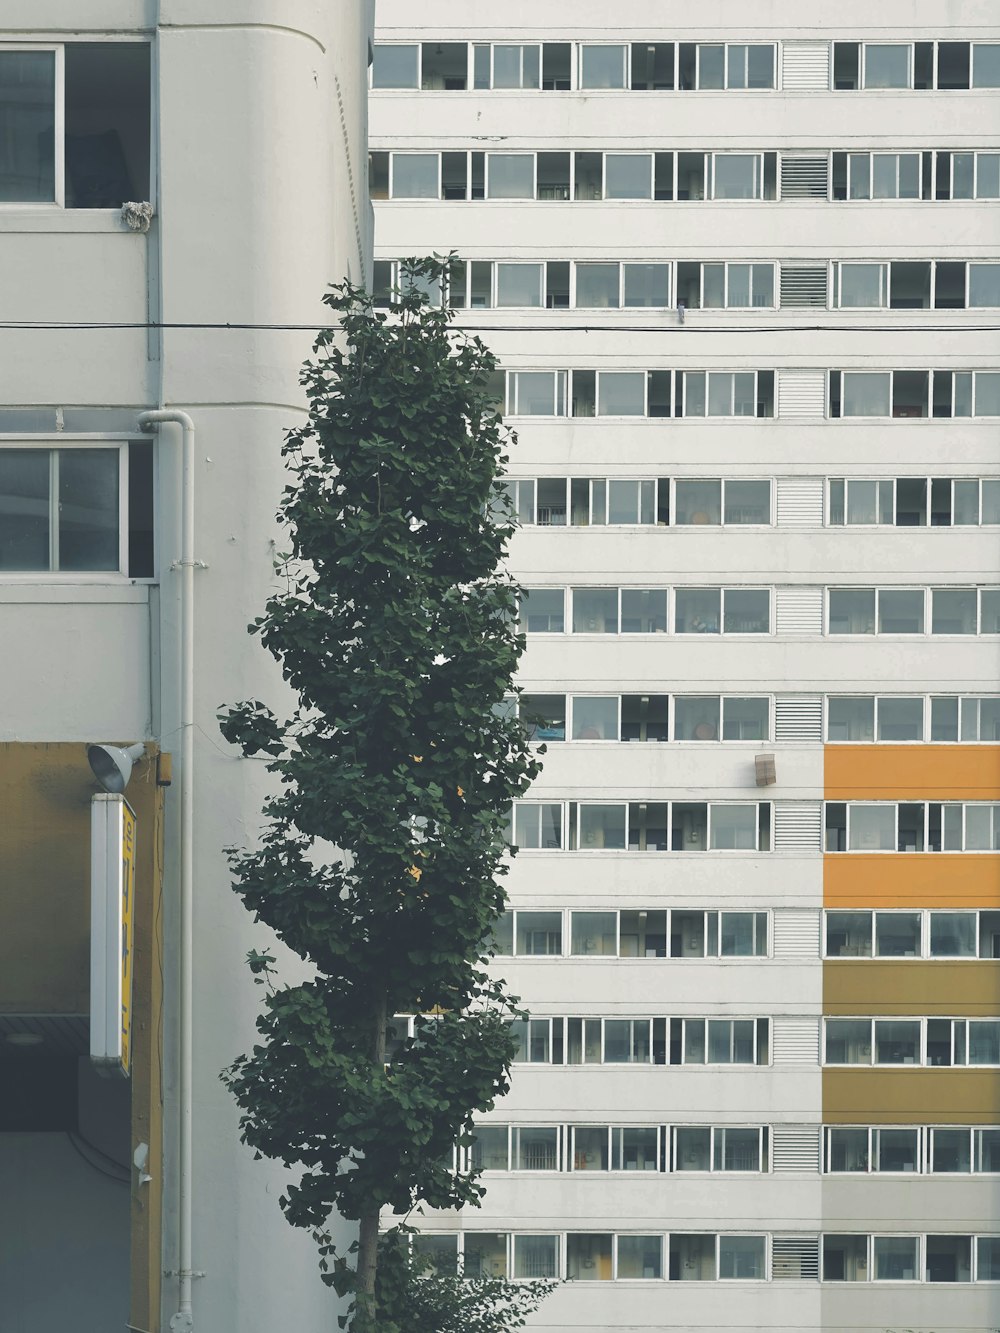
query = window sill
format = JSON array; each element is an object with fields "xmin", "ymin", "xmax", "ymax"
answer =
[{"xmin": 0, "ymin": 209, "xmax": 143, "ymax": 235}]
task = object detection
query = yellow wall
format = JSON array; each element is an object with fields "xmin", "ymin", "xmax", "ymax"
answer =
[
  {"xmin": 825, "ymin": 745, "xmax": 1000, "ymax": 800},
  {"xmin": 824, "ymin": 1069, "xmax": 1000, "ymax": 1123},
  {"xmin": 824, "ymin": 855, "xmax": 1000, "ymax": 908},
  {"xmin": 825, "ymin": 962, "xmax": 1000, "ymax": 1015}
]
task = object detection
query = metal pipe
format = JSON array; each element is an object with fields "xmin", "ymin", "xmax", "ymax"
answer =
[{"xmin": 138, "ymin": 408, "xmax": 198, "ymax": 1333}]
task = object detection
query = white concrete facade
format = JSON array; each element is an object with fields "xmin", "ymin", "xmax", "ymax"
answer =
[
  {"xmin": 372, "ymin": 3, "xmax": 1000, "ymax": 1331},
  {"xmin": 0, "ymin": 4, "xmax": 371, "ymax": 1331}
]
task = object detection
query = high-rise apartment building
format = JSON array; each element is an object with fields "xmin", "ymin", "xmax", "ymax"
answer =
[
  {"xmin": 370, "ymin": 4, "xmax": 1000, "ymax": 1329},
  {"xmin": 0, "ymin": 6, "xmax": 371, "ymax": 1331}
]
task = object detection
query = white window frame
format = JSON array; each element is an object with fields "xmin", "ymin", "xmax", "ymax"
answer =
[
  {"xmin": 0, "ymin": 44, "xmax": 65, "ymax": 208},
  {"xmin": 577, "ymin": 43, "xmax": 628, "ymax": 91},
  {"xmin": 861, "ymin": 42, "xmax": 913, "ymax": 90},
  {"xmin": 709, "ymin": 151, "xmax": 764, "ymax": 200},
  {"xmin": 0, "ymin": 436, "xmax": 132, "ymax": 578},
  {"xmin": 473, "ymin": 42, "xmax": 543, "ymax": 91},
  {"xmin": 387, "ymin": 150, "xmax": 442, "ymax": 200}
]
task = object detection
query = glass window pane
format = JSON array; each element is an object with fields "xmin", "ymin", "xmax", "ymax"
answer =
[
  {"xmin": 973, "ymin": 43, "xmax": 1000, "ymax": 87},
  {"xmin": 617, "ymin": 1235, "xmax": 662, "ymax": 1279},
  {"xmin": 598, "ymin": 373, "xmax": 645, "ymax": 416},
  {"xmin": 581, "ymin": 45, "xmax": 626, "ymax": 88},
  {"xmin": 513, "ymin": 372, "xmax": 559, "ymax": 416},
  {"xmin": 849, "ymin": 805, "xmax": 896, "ymax": 851},
  {"xmin": 969, "ymin": 1020, "xmax": 1000, "ymax": 1064},
  {"xmin": 392, "ymin": 153, "xmax": 439, "ymax": 197},
  {"xmin": 0, "ymin": 51, "xmax": 56, "ymax": 202},
  {"xmin": 675, "ymin": 588, "xmax": 721, "ymax": 634},
  {"xmin": 872, "ymin": 154, "xmax": 899, "ymax": 199},
  {"xmin": 826, "ymin": 1019, "xmax": 872, "ymax": 1064},
  {"xmin": 719, "ymin": 1236, "xmax": 765, "ymax": 1280},
  {"xmin": 519, "ymin": 588, "xmax": 564, "ymax": 632},
  {"xmin": 470, "ymin": 1126, "xmax": 510, "ymax": 1170},
  {"xmin": 713, "ymin": 154, "xmax": 757, "ymax": 199},
  {"xmin": 573, "ymin": 587, "xmax": 618, "ymax": 633},
  {"xmin": 720, "ymin": 913, "xmax": 756, "ymax": 955},
  {"xmin": 576, "ymin": 804, "xmax": 627, "ymax": 850},
  {"xmin": 824, "ymin": 1234, "xmax": 869, "ymax": 1281},
  {"xmin": 865, "ymin": 44, "xmax": 910, "ymax": 88},
  {"xmin": 747, "ymin": 45, "xmax": 775, "ymax": 88},
  {"xmin": 842, "ymin": 372, "xmax": 891, "ymax": 416},
  {"xmin": 0, "ymin": 449, "xmax": 50, "ymax": 570},
  {"xmin": 513, "ymin": 1236, "xmax": 558, "ymax": 1279},
  {"xmin": 496, "ymin": 263, "xmax": 543, "ymax": 307},
  {"xmin": 930, "ymin": 912, "xmax": 977, "ymax": 956},
  {"xmin": 675, "ymin": 1127, "xmax": 711, "ymax": 1170},
  {"xmin": 674, "ymin": 697, "xmax": 720, "ymax": 741},
  {"xmin": 876, "ymin": 1129, "xmax": 918, "ymax": 1172},
  {"xmin": 931, "ymin": 588, "xmax": 978, "ymax": 634},
  {"xmin": 605, "ymin": 154, "xmax": 652, "ymax": 199},
  {"xmin": 487, "ymin": 154, "xmax": 534, "ymax": 198},
  {"xmin": 977, "ymin": 1237, "xmax": 1000, "ymax": 1280},
  {"xmin": 516, "ymin": 911, "xmax": 562, "ymax": 956},
  {"xmin": 710, "ymin": 805, "xmax": 757, "ymax": 850},
  {"xmin": 513, "ymin": 802, "xmax": 562, "ymax": 849},
  {"xmin": 372, "ymin": 45, "xmax": 419, "ymax": 88},
  {"xmin": 576, "ymin": 263, "xmax": 620, "ymax": 308},
  {"xmin": 978, "ymin": 153, "xmax": 1000, "ymax": 198},
  {"xmin": 878, "ymin": 589, "xmax": 924, "ymax": 634},
  {"xmin": 58, "ymin": 450, "xmax": 119, "ymax": 571},
  {"xmin": 717, "ymin": 1128, "xmax": 761, "ymax": 1170},
  {"xmin": 986, "ymin": 592, "xmax": 1000, "ymax": 634},
  {"xmin": 699, "ymin": 44, "xmax": 725, "ymax": 88},
  {"xmin": 669, "ymin": 1233, "xmax": 716, "ymax": 1280},
  {"xmin": 723, "ymin": 589, "xmax": 770, "ymax": 633},
  {"xmin": 571, "ymin": 696, "xmax": 619, "ymax": 741},
  {"xmin": 466, "ymin": 1233, "xmax": 508, "ymax": 1279},
  {"xmin": 931, "ymin": 696, "xmax": 960, "ymax": 741},
  {"xmin": 873, "ymin": 1236, "xmax": 918, "ymax": 1281},
  {"xmin": 969, "ymin": 264, "xmax": 1000, "ymax": 307},
  {"xmin": 514, "ymin": 1127, "xmax": 559, "ymax": 1171},
  {"xmin": 724, "ymin": 480, "xmax": 770, "ymax": 524},
  {"xmin": 708, "ymin": 372, "xmax": 733, "ymax": 415},
  {"xmin": 573, "ymin": 1127, "xmax": 609, "ymax": 1171},
  {"xmin": 976, "ymin": 373, "xmax": 1000, "ymax": 415},
  {"xmin": 620, "ymin": 589, "xmax": 666, "ymax": 632},
  {"xmin": 848, "ymin": 153, "xmax": 871, "ymax": 199},
  {"xmin": 874, "ymin": 1019, "xmax": 920, "ymax": 1064},
  {"xmin": 840, "ymin": 263, "xmax": 884, "ymax": 307},
  {"xmin": 570, "ymin": 911, "xmax": 617, "ymax": 956},
  {"xmin": 675, "ymin": 480, "xmax": 722, "ymax": 525},
  {"xmin": 829, "ymin": 697, "xmax": 875, "ymax": 742},
  {"xmin": 722, "ymin": 697, "xmax": 768, "ymax": 741},
  {"xmin": 931, "ymin": 1128, "xmax": 971, "ymax": 1172},
  {"xmin": 828, "ymin": 1128, "xmax": 869, "ymax": 1171},
  {"xmin": 897, "ymin": 153, "xmax": 920, "ymax": 198},
  {"xmin": 607, "ymin": 480, "xmax": 639, "ymax": 524},
  {"xmin": 826, "ymin": 911, "xmax": 873, "ymax": 958},
  {"xmin": 566, "ymin": 1233, "xmax": 613, "ymax": 1280},
  {"xmin": 829, "ymin": 589, "xmax": 876, "ymax": 634},
  {"xmin": 623, "ymin": 263, "xmax": 668, "ymax": 307}
]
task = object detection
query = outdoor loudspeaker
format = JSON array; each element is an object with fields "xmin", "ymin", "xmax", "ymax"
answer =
[{"xmin": 88, "ymin": 742, "xmax": 147, "ymax": 794}]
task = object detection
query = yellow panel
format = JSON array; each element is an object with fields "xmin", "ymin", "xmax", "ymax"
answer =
[
  {"xmin": 825, "ymin": 745, "xmax": 1000, "ymax": 799},
  {"xmin": 824, "ymin": 855, "xmax": 1000, "ymax": 908},
  {"xmin": 824, "ymin": 962, "xmax": 1000, "ymax": 1016},
  {"xmin": 824, "ymin": 1069, "xmax": 1000, "ymax": 1123}
]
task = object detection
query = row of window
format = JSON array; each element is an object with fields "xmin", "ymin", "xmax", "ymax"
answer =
[
  {"xmin": 370, "ymin": 148, "xmax": 1000, "ymax": 202},
  {"xmin": 509, "ymin": 801, "xmax": 772, "ymax": 853},
  {"xmin": 495, "ymin": 370, "xmax": 1000, "ymax": 419},
  {"xmin": 501, "ymin": 476, "xmax": 1000, "ymax": 529},
  {"xmin": 413, "ymin": 1230, "xmax": 1000, "ymax": 1284},
  {"xmin": 518, "ymin": 586, "xmax": 1000, "ymax": 637},
  {"xmin": 497, "ymin": 909, "xmax": 768, "ymax": 958},
  {"xmin": 379, "ymin": 258, "xmax": 1000, "ymax": 311},
  {"xmin": 827, "ymin": 910, "xmax": 1000, "ymax": 959},
  {"xmin": 372, "ymin": 40, "xmax": 1000, "ymax": 93},
  {"xmin": 0, "ymin": 46, "xmax": 151, "ymax": 208},
  {"xmin": 510, "ymin": 1016, "xmax": 770, "ymax": 1066},
  {"xmin": 825, "ymin": 1018, "xmax": 1000, "ymax": 1068},
  {"xmin": 456, "ymin": 1123, "xmax": 1000, "ymax": 1175},
  {"xmin": 497, "ymin": 908, "xmax": 1000, "ymax": 961},
  {"xmin": 511, "ymin": 694, "xmax": 1000, "ymax": 745},
  {"xmin": 510, "ymin": 801, "xmax": 1000, "ymax": 854}
]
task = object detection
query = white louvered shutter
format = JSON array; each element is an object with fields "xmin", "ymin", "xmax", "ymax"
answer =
[
  {"xmin": 775, "ymin": 586, "xmax": 824, "ymax": 634},
  {"xmin": 772, "ymin": 1234, "xmax": 821, "ymax": 1279},
  {"xmin": 779, "ymin": 263, "xmax": 828, "ymax": 306},
  {"xmin": 776, "ymin": 369, "xmax": 827, "ymax": 419},
  {"xmin": 776, "ymin": 477, "xmax": 824, "ymax": 527},
  {"xmin": 774, "ymin": 695, "xmax": 823, "ymax": 743},
  {"xmin": 780, "ymin": 158, "xmax": 830, "ymax": 199},
  {"xmin": 772, "ymin": 1016, "xmax": 821, "ymax": 1064},
  {"xmin": 781, "ymin": 42, "xmax": 831, "ymax": 89},
  {"xmin": 772, "ymin": 910, "xmax": 821, "ymax": 957},
  {"xmin": 773, "ymin": 801, "xmax": 823, "ymax": 852},
  {"xmin": 771, "ymin": 1125, "xmax": 821, "ymax": 1173}
]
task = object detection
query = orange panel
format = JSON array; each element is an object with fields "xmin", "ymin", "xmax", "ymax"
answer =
[
  {"xmin": 824, "ymin": 855, "xmax": 1000, "ymax": 908},
  {"xmin": 825, "ymin": 745, "xmax": 1000, "ymax": 799}
]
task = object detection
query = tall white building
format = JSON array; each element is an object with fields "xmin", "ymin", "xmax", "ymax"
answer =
[
  {"xmin": 370, "ymin": 4, "xmax": 1000, "ymax": 1330},
  {"xmin": 0, "ymin": 5, "xmax": 371, "ymax": 1331}
]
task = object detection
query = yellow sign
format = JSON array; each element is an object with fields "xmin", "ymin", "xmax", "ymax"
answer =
[{"xmin": 119, "ymin": 801, "xmax": 137, "ymax": 1076}]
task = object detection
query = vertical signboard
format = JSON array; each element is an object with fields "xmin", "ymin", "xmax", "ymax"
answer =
[{"xmin": 90, "ymin": 793, "xmax": 137, "ymax": 1077}]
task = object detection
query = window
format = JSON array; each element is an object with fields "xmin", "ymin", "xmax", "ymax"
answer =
[
  {"xmin": 828, "ymin": 588, "xmax": 926, "ymax": 635},
  {"xmin": 674, "ymin": 588, "xmax": 771, "ymax": 634},
  {"xmin": 0, "ymin": 43, "xmax": 151, "ymax": 207},
  {"xmin": 511, "ymin": 802, "xmax": 771, "ymax": 853},
  {"xmin": 473, "ymin": 43, "xmax": 542, "ymax": 90},
  {"xmin": 676, "ymin": 262, "xmax": 775, "ymax": 309},
  {"xmin": 518, "ymin": 588, "xmax": 564, "ymax": 633},
  {"xmin": 0, "ymin": 442, "xmax": 153, "ymax": 576},
  {"xmin": 669, "ymin": 1018, "xmax": 769, "ymax": 1065},
  {"xmin": 371, "ymin": 45, "xmax": 419, "ymax": 88},
  {"xmin": 579, "ymin": 45, "xmax": 627, "ymax": 89},
  {"xmin": 512, "ymin": 1236, "xmax": 559, "ymax": 1280},
  {"xmin": 506, "ymin": 372, "xmax": 567, "ymax": 417},
  {"xmin": 509, "ymin": 803, "xmax": 562, "ymax": 850},
  {"xmin": 825, "ymin": 1017, "xmax": 1000, "ymax": 1067},
  {"xmin": 570, "ymin": 588, "xmax": 667, "ymax": 633},
  {"xmin": 680, "ymin": 371, "xmax": 774, "ymax": 417},
  {"xmin": 825, "ymin": 802, "xmax": 1000, "ymax": 853},
  {"xmin": 827, "ymin": 909, "xmax": 1000, "ymax": 959},
  {"xmin": 828, "ymin": 478, "xmax": 1000, "ymax": 527}
]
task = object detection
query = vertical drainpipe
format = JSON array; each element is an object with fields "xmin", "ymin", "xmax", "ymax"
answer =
[{"xmin": 137, "ymin": 409, "xmax": 199, "ymax": 1333}]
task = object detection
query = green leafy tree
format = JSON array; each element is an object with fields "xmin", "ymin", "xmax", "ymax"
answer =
[{"xmin": 219, "ymin": 260, "xmax": 543, "ymax": 1332}]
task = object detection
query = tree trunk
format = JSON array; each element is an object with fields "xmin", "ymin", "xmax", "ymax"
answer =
[{"xmin": 354, "ymin": 988, "xmax": 388, "ymax": 1331}]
